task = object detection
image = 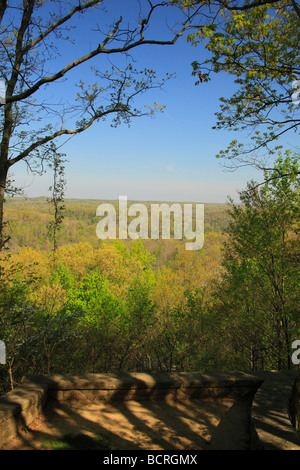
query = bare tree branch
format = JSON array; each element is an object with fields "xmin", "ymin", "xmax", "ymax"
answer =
[
  {"xmin": 22, "ymin": 0, "xmax": 102, "ymax": 55},
  {"xmin": 7, "ymin": 19, "xmax": 190, "ymax": 105}
]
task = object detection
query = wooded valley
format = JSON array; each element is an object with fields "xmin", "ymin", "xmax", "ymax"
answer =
[{"xmin": 1, "ymin": 156, "xmax": 299, "ymax": 394}]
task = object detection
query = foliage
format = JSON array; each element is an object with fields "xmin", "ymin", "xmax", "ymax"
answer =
[
  {"xmin": 0, "ymin": 255, "xmax": 38, "ymax": 390},
  {"xmin": 0, "ymin": 225, "xmax": 225, "ymax": 390},
  {"xmin": 0, "ymin": 156, "xmax": 299, "ymax": 392},
  {"xmin": 216, "ymin": 152, "xmax": 300, "ymax": 369},
  {"xmin": 186, "ymin": 0, "xmax": 300, "ymax": 171},
  {"xmin": 3, "ymin": 199, "xmax": 231, "ymax": 252}
]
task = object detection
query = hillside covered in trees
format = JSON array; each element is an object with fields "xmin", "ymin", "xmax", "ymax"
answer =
[
  {"xmin": 0, "ymin": 154, "xmax": 299, "ymax": 394},
  {"xmin": 3, "ymin": 197, "xmax": 230, "ymax": 253}
]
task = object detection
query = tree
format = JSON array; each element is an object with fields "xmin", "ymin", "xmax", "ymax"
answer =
[
  {"xmin": 64, "ymin": 270, "xmax": 130, "ymax": 372},
  {"xmin": 0, "ymin": 253, "xmax": 39, "ymax": 390},
  {"xmin": 184, "ymin": 0, "xmax": 300, "ymax": 174},
  {"xmin": 47, "ymin": 144, "xmax": 67, "ymax": 256},
  {"xmin": 218, "ymin": 151, "xmax": 299, "ymax": 369},
  {"xmin": 0, "ymin": 0, "xmax": 205, "ymax": 250}
]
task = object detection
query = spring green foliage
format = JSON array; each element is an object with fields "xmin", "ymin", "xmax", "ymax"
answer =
[
  {"xmin": 213, "ymin": 152, "xmax": 300, "ymax": 369},
  {"xmin": 0, "ymin": 155, "xmax": 299, "ymax": 393},
  {"xmin": 3, "ymin": 199, "xmax": 230, "ymax": 252},
  {"xmin": 186, "ymin": 0, "xmax": 300, "ymax": 169},
  {"xmin": 0, "ymin": 200, "xmax": 228, "ymax": 390}
]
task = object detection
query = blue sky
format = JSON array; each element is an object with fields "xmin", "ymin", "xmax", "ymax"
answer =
[{"xmin": 11, "ymin": 0, "xmax": 299, "ymax": 204}]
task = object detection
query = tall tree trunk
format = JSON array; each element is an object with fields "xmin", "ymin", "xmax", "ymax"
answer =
[
  {"xmin": 0, "ymin": 159, "xmax": 9, "ymax": 251},
  {"xmin": 0, "ymin": 1, "xmax": 8, "ymax": 27},
  {"xmin": 0, "ymin": 0, "xmax": 35, "ymax": 251}
]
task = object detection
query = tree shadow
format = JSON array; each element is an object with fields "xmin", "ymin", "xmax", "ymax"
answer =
[
  {"xmin": 248, "ymin": 371, "xmax": 300, "ymax": 450},
  {"xmin": 0, "ymin": 371, "xmax": 267, "ymax": 451}
]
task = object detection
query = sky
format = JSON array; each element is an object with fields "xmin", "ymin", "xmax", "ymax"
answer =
[{"xmin": 9, "ymin": 0, "xmax": 299, "ymax": 204}]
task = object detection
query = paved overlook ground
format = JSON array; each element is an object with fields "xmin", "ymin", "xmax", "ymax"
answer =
[{"xmin": 1, "ymin": 396, "xmax": 237, "ymax": 450}]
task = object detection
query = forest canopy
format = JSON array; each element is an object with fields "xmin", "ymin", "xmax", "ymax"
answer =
[{"xmin": 0, "ymin": 154, "xmax": 299, "ymax": 393}]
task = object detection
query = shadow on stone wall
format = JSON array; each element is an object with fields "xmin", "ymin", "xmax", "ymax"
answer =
[{"xmin": 0, "ymin": 371, "xmax": 299, "ymax": 450}]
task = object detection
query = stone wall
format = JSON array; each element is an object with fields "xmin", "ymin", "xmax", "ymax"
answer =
[
  {"xmin": 0, "ymin": 370, "xmax": 299, "ymax": 450},
  {"xmin": 250, "ymin": 371, "xmax": 300, "ymax": 450}
]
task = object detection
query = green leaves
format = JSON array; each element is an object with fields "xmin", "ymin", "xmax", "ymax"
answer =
[
  {"xmin": 66, "ymin": 271, "xmax": 124, "ymax": 327},
  {"xmin": 220, "ymin": 153, "xmax": 300, "ymax": 368},
  {"xmin": 188, "ymin": 1, "xmax": 300, "ymax": 167}
]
